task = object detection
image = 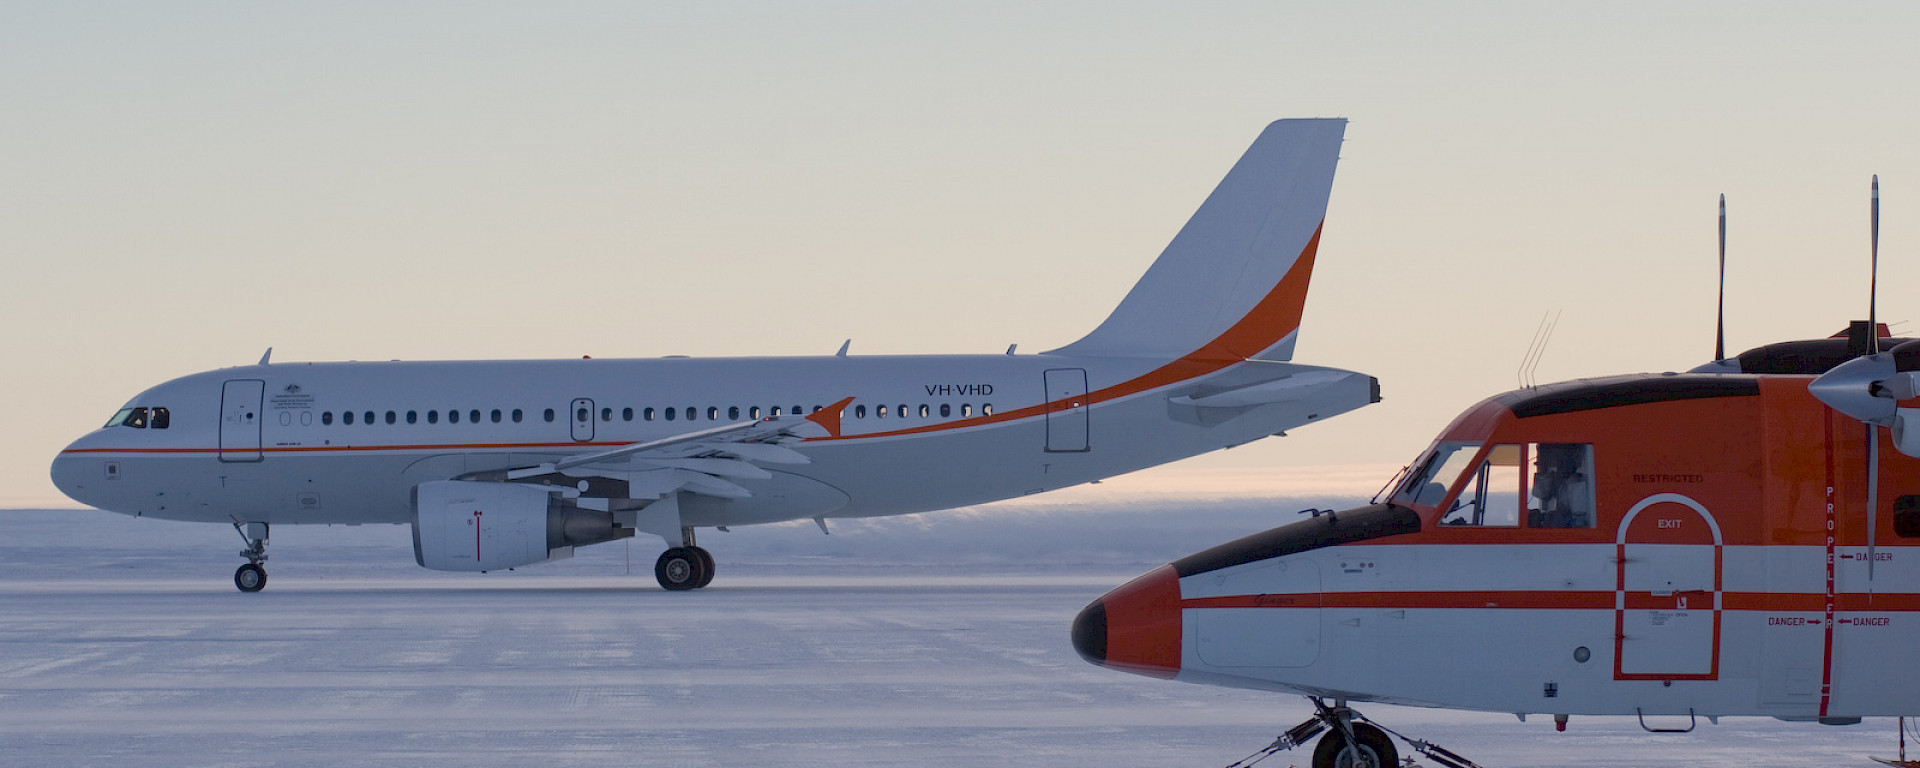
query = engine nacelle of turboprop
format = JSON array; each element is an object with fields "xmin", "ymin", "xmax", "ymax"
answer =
[{"xmin": 412, "ymin": 480, "xmax": 634, "ymax": 571}]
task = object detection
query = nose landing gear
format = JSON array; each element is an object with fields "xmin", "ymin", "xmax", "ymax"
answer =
[
  {"xmin": 1224, "ymin": 698, "xmax": 1483, "ymax": 768},
  {"xmin": 230, "ymin": 520, "xmax": 269, "ymax": 593}
]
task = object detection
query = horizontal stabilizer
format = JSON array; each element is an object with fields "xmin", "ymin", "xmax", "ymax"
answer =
[{"xmin": 1169, "ymin": 370, "xmax": 1363, "ymax": 408}]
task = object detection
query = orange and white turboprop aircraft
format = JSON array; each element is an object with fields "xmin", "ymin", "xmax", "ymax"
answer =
[
  {"xmin": 51, "ymin": 119, "xmax": 1379, "ymax": 593},
  {"xmin": 1074, "ymin": 181, "xmax": 1920, "ymax": 768}
]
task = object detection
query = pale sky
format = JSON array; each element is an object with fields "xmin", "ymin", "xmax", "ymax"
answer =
[{"xmin": 5, "ymin": 2, "xmax": 1918, "ymax": 506}]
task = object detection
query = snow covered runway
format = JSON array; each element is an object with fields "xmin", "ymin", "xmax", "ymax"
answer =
[{"xmin": 0, "ymin": 506, "xmax": 1892, "ymax": 767}]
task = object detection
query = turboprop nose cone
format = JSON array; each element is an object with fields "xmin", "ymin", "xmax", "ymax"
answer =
[{"xmin": 1071, "ymin": 564, "xmax": 1182, "ymax": 679}]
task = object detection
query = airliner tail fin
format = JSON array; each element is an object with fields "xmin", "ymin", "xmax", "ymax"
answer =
[{"xmin": 1050, "ymin": 118, "xmax": 1345, "ymax": 363}]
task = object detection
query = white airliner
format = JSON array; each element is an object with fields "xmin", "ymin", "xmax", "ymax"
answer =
[{"xmin": 51, "ymin": 118, "xmax": 1377, "ymax": 592}]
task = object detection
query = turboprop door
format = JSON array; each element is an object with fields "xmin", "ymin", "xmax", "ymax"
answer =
[
  {"xmin": 1615, "ymin": 493, "xmax": 1723, "ymax": 680},
  {"xmin": 219, "ymin": 379, "xmax": 264, "ymax": 462},
  {"xmin": 1045, "ymin": 368, "xmax": 1089, "ymax": 452}
]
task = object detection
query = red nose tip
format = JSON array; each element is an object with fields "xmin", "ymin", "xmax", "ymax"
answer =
[{"xmin": 1071, "ymin": 564, "xmax": 1181, "ymax": 679}]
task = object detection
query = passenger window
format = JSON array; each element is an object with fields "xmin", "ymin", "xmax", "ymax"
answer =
[
  {"xmin": 688, "ymin": 407, "xmax": 698, "ymax": 421},
  {"xmin": 576, "ymin": 407, "xmax": 588, "ymax": 423},
  {"xmin": 491, "ymin": 409, "xmax": 502, "ymax": 423},
  {"xmin": 919, "ymin": 404, "xmax": 930, "ymax": 418},
  {"xmin": 940, "ymin": 404, "xmax": 952, "ymax": 418},
  {"xmin": 469, "ymin": 409, "xmax": 480, "ymax": 424},
  {"xmin": 344, "ymin": 411, "xmax": 356, "ymax": 425},
  {"xmin": 322, "ymin": 411, "xmax": 334, "ymax": 426},
  {"xmin": 512, "ymin": 409, "xmax": 523, "ymax": 423},
  {"xmin": 387, "ymin": 411, "xmax": 397, "ymax": 425},
  {"xmin": 771, "ymin": 406, "xmax": 782, "ymax": 417},
  {"xmin": 622, "ymin": 408, "xmax": 633, "ymax": 422},
  {"xmin": 708, "ymin": 407, "xmax": 719, "ymax": 421},
  {"xmin": 543, "ymin": 408, "xmax": 555, "ymax": 423},
  {"xmin": 644, "ymin": 407, "xmax": 655, "ymax": 421},
  {"xmin": 151, "ymin": 407, "xmax": 170, "ymax": 429},
  {"xmin": 983, "ymin": 403, "xmax": 993, "ymax": 416},
  {"xmin": 601, "ymin": 407, "xmax": 612, "ymax": 422},
  {"xmin": 428, "ymin": 410, "xmax": 440, "ymax": 424},
  {"xmin": 855, "ymin": 405, "xmax": 867, "ymax": 419},
  {"xmin": 729, "ymin": 406, "xmax": 740, "ymax": 420},
  {"xmin": 366, "ymin": 411, "xmax": 376, "ymax": 425},
  {"xmin": 1439, "ymin": 444, "xmax": 1522, "ymax": 527},
  {"xmin": 665, "ymin": 407, "xmax": 677, "ymax": 421},
  {"xmin": 794, "ymin": 405, "xmax": 803, "ymax": 415},
  {"xmin": 447, "ymin": 410, "xmax": 458, "ymax": 424},
  {"xmin": 961, "ymin": 404, "xmax": 972, "ymax": 417},
  {"xmin": 751, "ymin": 406, "xmax": 761, "ymax": 419},
  {"xmin": 878, "ymin": 405, "xmax": 888, "ymax": 418},
  {"xmin": 1529, "ymin": 443, "xmax": 1597, "ymax": 528},
  {"xmin": 407, "ymin": 411, "xmax": 418, "ymax": 424}
]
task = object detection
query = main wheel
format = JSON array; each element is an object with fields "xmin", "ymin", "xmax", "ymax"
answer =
[
  {"xmin": 1312, "ymin": 723, "xmax": 1396, "ymax": 768},
  {"xmin": 655, "ymin": 548, "xmax": 707, "ymax": 591},
  {"xmin": 692, "ymin": 547, "xmax": 715, "ymax": 589},
  {"xmin": 234, "ymin": 563, "xmax": 268, "ymax": 593}
]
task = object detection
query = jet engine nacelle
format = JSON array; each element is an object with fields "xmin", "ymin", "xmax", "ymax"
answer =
[{"xmin": 412, "ymin": 480, "xmax": 634, "ymax": 571}]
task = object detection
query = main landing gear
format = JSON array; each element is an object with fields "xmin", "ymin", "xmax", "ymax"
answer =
[
  {"xmin": 654, "ymin": 527, "xmax": 715, "ymax": 591},
  {"xmin": 1225, "ymin": 698, "xmax": 1483, "ymax": 768},
  {"xmin": 230, "ymin": 520, "xmax": 270, "ymax": 593}
]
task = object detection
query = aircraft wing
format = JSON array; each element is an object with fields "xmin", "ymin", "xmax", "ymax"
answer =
[{"xmin": 503, "ymin": 416, "xmax": 819, "ymax": 500}]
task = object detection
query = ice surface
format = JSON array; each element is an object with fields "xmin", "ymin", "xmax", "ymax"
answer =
[{"xmin": 0, "ymin": 502, "xmax": 1897, "ymax": 767}]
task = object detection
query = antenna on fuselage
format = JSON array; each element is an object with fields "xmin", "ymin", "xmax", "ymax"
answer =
[{"xmin": 1517, "ymin": 311, "xmax": 1560, "ymax": 389}]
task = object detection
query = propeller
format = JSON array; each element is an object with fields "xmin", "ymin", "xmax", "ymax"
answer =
[
  {"xmin": 1717, "ymin": 194, "xmax": 1727, "ymax": 361},
  {"xmin": 1869, "ymin": 175, "xmax": 1882, "ymax": 579},
  {"xmin": 1811, "ymin": 177, "xmax": 1891, "ymax": 582}
]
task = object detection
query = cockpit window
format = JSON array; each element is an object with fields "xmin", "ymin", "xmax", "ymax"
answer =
[
  {"xmin": 1390, "ymin": 442, "xmax": 1479, "ymax": 509},
  {"xmin": 1440, "ymin": 444, "xmax": 1522, "ymax": 527},
  {"xmin": 150, "ymin": 407, "xmax": 170, "ymax": 429},
  {"xmin": 105, "ymin": 407, "xmax": 150, "ymax": 429},
  {"xmin": 1529, "ymin": 443, "xmax": 1596, "ymax": 528}
]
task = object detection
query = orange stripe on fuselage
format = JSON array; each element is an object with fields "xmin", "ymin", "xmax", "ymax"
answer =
[{"xmin": 809, "ymin": 222, "xmax": 1325, "ymax": 442}]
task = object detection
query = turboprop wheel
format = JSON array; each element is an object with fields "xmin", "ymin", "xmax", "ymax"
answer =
[
  {"xmin": 1312, "ymin": 722, "xmax": 1396, "ymax": 768},
  {"xmin": 234, "ymin": 563, "xmax": 268, "ymax": 593},
  {"xmin": 692, "ymin": 547, "xmax": 715, "ymax": 589},
  {"xmin": 655, "ymin": 548, "xmax": 708, "ymax": 591}
]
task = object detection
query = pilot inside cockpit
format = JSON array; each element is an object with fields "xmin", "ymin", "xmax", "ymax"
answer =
[{"xmin": 1529, "ymin": 443, "xmax": 1594, "ymax": 528}]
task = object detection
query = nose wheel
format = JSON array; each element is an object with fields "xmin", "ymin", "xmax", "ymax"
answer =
[
  {"xmin": 234, "ymin": 562, "xmax": 267, "ymax": 592},
  {"xmin": 230, "ymin": 520, "xmax": 270, "ymax": 593}
]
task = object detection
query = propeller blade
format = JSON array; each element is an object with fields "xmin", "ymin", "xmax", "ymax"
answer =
[
  {"xmin": 1717, "ymin": 194, "xmax": 1727, "ymax": 361},
  {"xmin": 1871, "ymin": 176, "xmax": 1881, "ymax": 354}
]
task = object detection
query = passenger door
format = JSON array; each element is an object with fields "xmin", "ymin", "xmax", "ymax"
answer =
[
  {"xmin": 1044, "ymin": 368, "xmax": 1089, "ymax": 453},
  {"xmin": 219, "ymin": 379, "xmax": 265, "ymax": 462}
]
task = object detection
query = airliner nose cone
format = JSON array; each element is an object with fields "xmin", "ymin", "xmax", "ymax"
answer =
[
  {"xmin": 49, "ymin": 451, "xmax": 88, "ymax": 506},
  {"xmin": 1072, "ymin": 564, "xmax": 1182, "ymax": 679}
]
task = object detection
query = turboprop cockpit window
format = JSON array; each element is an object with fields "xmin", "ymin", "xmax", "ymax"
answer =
[
  {"xmin": 1440, "ymin": 444, "xmax": 1522, "ymax": 527},
  {"xmin": 1391, "ymin": 442, "xmax": 1478, "ymax": 509},
  {"xmin": 1528, "ymin": 442, "xmax": 1596, "ymax": 528}
]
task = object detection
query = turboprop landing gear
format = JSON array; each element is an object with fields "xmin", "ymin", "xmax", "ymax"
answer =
[
  {"xmin": 1224, "ymin": 698, "xmax": 1482, "ymax": 768},
  {"xmin": 230, "ymin": 520, "xmax": 269, "ymax": 593},
  {"xmin": 654, "ymin": 527, "xmax": 715, "ymax": 591}
]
